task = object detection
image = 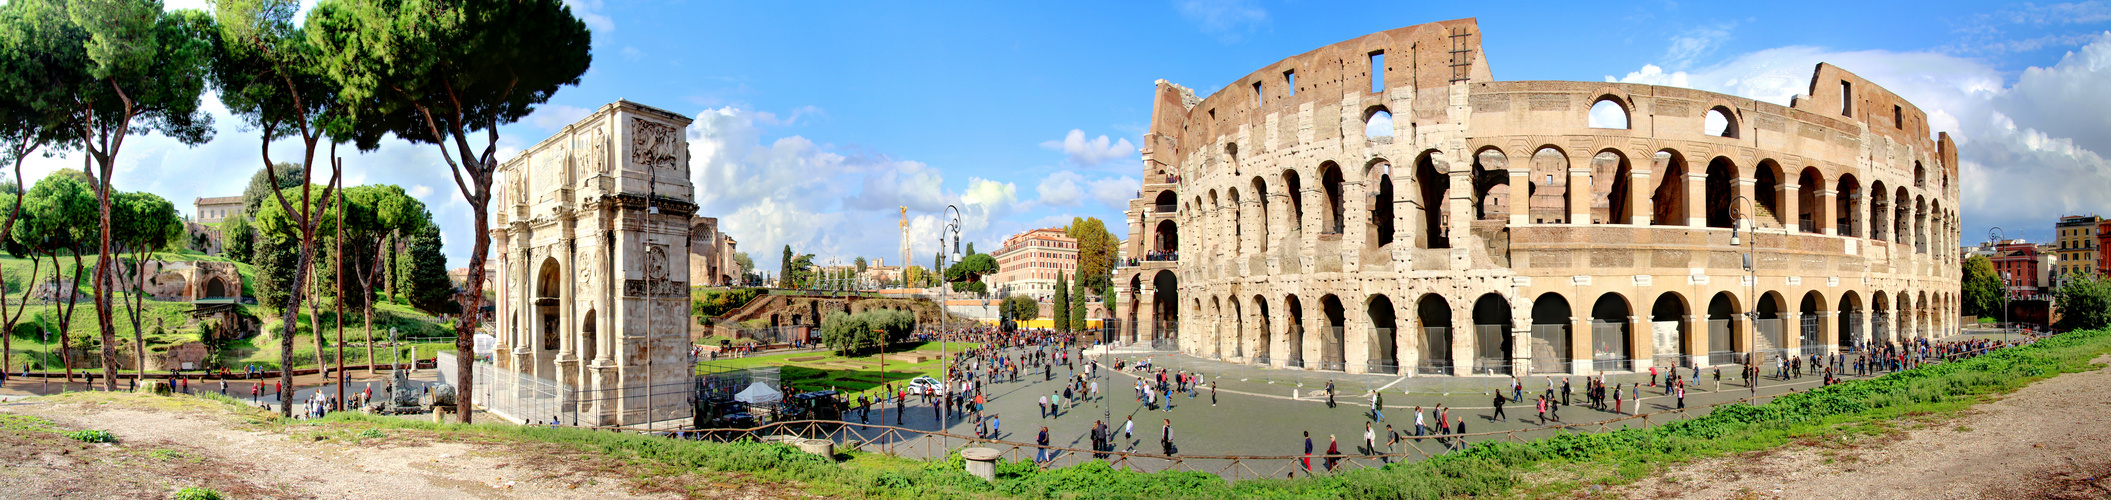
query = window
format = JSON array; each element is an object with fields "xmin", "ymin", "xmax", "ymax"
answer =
[
  {"xmin": 1253, "ymin": 81, "xmax": 1263, "ymax": 106},
  {"xmin": 1370, "ymin": 51, "xmax": 1385, "ymax": 93},
  {"xmin": 1893, "ymin": 105, "xmax": 1904, "ymax": 129},
  {"xmin": 1284, "ymin": 70, "xmax": 1296, "ymax": 96},
  {"xmin": 1839, "ymin": 81, "xmax": 1852, "ymax": 116}
]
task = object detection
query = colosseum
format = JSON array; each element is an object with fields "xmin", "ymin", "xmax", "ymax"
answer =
[{"xmin": 1112, "ymin": 18, "xmax": 1961, "ymax": 376}]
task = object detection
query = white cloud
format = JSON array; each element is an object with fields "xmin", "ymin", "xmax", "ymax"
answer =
[
  {"xmin": 1040, "ymin": 129, "xmax": 1136, "ymax": 167},
  {"xmin": 561, "ymin": 0, "xmax": 615, "ymax": 34},
  {"xmin": 621, "ymin": 46, "xmax": 645, "ymax": 62},
  {"xmin": 1036, "ymin": 171, "xmax": 1085, "ymax": 207},
  {"xmin": 1088, "ymin": 176, "xmax": 1141, "ymax": 211},
  {"xmin": 527, "ymin": 104, "xmax": 594, "ymax": 131},
  {"xmin": 1175, "ymin": 0, "xmax": 1267, "ymax": 41},
  {"xmin": 1607, "ymin": 34, "xmax": 2111, "ymax": 246},
  {"xmin": 1662, "ymin": 23, "xmax": 1735, "ymax": 70},
  {"xmin": 407, "ymin": 184, "xmax": 434, "ymax": 198}
]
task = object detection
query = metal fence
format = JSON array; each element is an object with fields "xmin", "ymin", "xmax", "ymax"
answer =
[
  {"xmin": 1529, "ymin": 324, "xmax": 1569, "ymax": 374},
  {"xmin": 451, "ymin": 355, "xmax": 696, "ymax": 428}
]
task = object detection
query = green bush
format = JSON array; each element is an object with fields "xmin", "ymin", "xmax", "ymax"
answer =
[
  {"xmin": 819, "ymin": 309, "xmax": 913, "ymax": 355},
  {"xmin": 64, "ymin": 429, "xmax": 114, "ymax": 443},
  {"xmin": 172, "ymin": 486, "xmax": 223, "ymax": 500},
  {"xmin": 693, "ymin": 288, "xmax": 766, "ymax": 319}
]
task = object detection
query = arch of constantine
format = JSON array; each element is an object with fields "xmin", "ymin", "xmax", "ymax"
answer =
[
  {"xmin": 1114, "ymin": 19, "xmax": 1961, "ymax": 376},
  {"xmin": 487, "ymin": 100, "xmax": 698, "ymax": 426}
]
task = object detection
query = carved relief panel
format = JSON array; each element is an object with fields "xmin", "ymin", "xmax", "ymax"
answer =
[{"xmin": 630, "ymin": 118, "xmax": 679, "ymax": 170}]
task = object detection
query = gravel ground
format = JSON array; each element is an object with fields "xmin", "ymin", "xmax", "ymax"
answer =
[
  {"xmin": 0, "ymin": 393, "xmax": 797, "ymax": 499},
  {"xmin": 1614, "ymin": 354, "xmax": 2111, "ymax": 500}
]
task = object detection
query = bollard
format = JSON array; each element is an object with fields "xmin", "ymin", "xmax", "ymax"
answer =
[{"xmin": 960, "ymin": 447, "xmax": 1000, "ymax": 480}]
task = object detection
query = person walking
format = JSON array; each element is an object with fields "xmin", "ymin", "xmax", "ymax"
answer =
[
  {"xmin": 1383, "ymin": 424, "xmax": 1398, "ymax": 464},
  {"xmin": 1414, "ymin": 405, "xmax": 1426, "ymax": 436},
  {"xmin": 1324, "ymin": 434, "xmax": 1341, "ymax": 472},
  {"xmin": 1038, "ymin": 394, "xmax": 1048, "ymax": 418},
  {"xmin": 1036, "ymin": 426, "xmax": 1051, "ymax": 463},
  {"xmin": 1535, "ymin": 395, "xmax": 1547, "ymax": 425},
  {"xmin": 1123, "ymin": 415, "xmax": 1134, "ymax": 441},
  {"xmin": 1363, "ymin": 422, "xmax": 1376, "ymax": 455},
  {"xmin": 1612, "ymin": 383, "xmax": 1623, "ymax": 415},
  {"xmin": 1491, "ymin": 391, "xmax": 1507, "ymax": 421},
  {"xmin": 1371, "ymin": 390, "xmax": 1385, "ymax": 422},
  {"xmin": 1210, "ymin": 381, "xmax": 1218, "ymax": 406},
  {"xmin": 1511, "ymin": 376, "xmax": 1523, "ymax": 404},
  {"xmin": 1675, "ymin": 384, "xmax": 1686, "ymax": 410},
  {"xmin": 1302, "ymin": 431, "xmax": 1313, "ymax": 472},
  {"xmin": 1160, "ymin": 419, "xmax": 1175, "ymax": 455},
  {"xmin": 1561, "ymin": 377, "xmax": 1571, "ymax": 406},
  {"xmin": 1548, "ymin": 392, "xmax": 1560, "ymax": 421},
  {"xmin": 1325, "ymin": 380, "xmax": 1336, "ymax": 409},
  {"xmin": 1713, "ymin": 366, "xmax": 1721, "ymax": 392}
]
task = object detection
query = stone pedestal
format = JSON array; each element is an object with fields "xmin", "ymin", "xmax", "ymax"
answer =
[{"xmin": 961, "ymin": 447, "xmax": 1001, "ymax": 480}]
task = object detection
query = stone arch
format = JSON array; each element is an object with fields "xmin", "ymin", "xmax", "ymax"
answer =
[
  {"xmin": 1414, "ymin": 150, "xmax": 1449, "ymax": 248},
  {"xmin": 1872, "ymin": 291, "xmax": 1892, "ymax": 343},
  {"xmin": 1704, "ymin": 105, "xmax": 1739, "ymax": 138},
  {"xmin": 1836, "ymin": 173, "xmax": 1861, "ymax": 238},
  {"xmin": 1152, "ymin": 219, "xmax": 1179, "ymax": 255},
  {"xmin": 203, "ymin": 277, "xmax": 228, "ymax": 299},
  {"xmin": 1651, "ymin": 292, "xmax": 1692, "ymax": 366},
  {"xmin": 1704, "ymin": 156, "xmax": 1739, "ymax": 229},
  {"xmin": 1319, "ymin": 294, "xmax": 1347, "ymax": 371},
  {"xmin": 1914, "ymin": 161, "xmax": 1926, "ymax": 189},
  {"xmin": 1366, "ymin": 294, "xmax": 1398, "ymax": 374},
  {"xmin": 1319, "ymin": 161, "xmax": 1346, "ymax": 234},
  {"xmin": 1210, "ymin": 296, "xmax": 1224, "ymax": 358},
  {"xmin": 1153, "ymin": 190, "xmax": 1177, "ymax": 211},
  {"xmin": 1530, "ymin": 292, "xmax": 1573, "ymax": 374},
  {"xmin": 1251, "ymin": 176, "xmax": 1271, "ymax": 254},
  {"xmin": 1586, "ymin": 149, "xmax": 1631, "ymax": 225},
  {"xmin": 581, "ymin": 309, "xmax": 598, "ymax": 362},
  {"xmin": 1796, "ymin": 166, "xmax": 1824, "ymax": 233},
  {"xmin": 1251, "ymin": 295, "xmax": 1272, "ymax": 364},
  {"xmin": 1838, "ymin": 291, "xmax": 1864, "ymax": 349},
  {"xmin": 1870, "ymin": 180, "xmax": 1889, "ymax": 241},
  {"xmin": 1755, "ymin": 159, "xmax": 1785, "ymax": 228},
  {"xmin": 1914, "ymin": 195, "xmax": 1928, "ymax": 254},
  {"xmin": 1893, "ymin": 186, "xmax": 1910, "ymax": 244},
  {"xmin": 1366, "ymin": 158, "xmax": 1395, "ymax": 249},
  {"xmin": 1472, "ymin": 147, "xmax": 1509, "ymax": 221},
  {"xmin": 1152, "ymin": 270, "xmax": 1180, "ymax": 343},
  {"xmin": 1756, "ymin": 291, "xmax": 1786, "ymax": 355},
  {"xmin": 1282, "ymin": 168, "xmax": 1305, "ymax": 232},
  {"xmin": 1706, "ymin": 291, "xmax": 1742, "ymax": 363},
  {"xmin": 1528, "ymin": 146, "xmax": 1570, "ymax": 224},
  {"xmin": 1651, "ymin": 150, "xmax": 1687, "ymax": 226},
  {"xmin": 1591, "ymin": 292, "xmax": 1632, "ymax": 371},
  {"xmin": 1799, "ymin": 291, "xmax": 1827, "ymax": 354},
  {"xmin": 1471, "ymin": 293, "xmax": 1512, "ymax": 374},
  {"xmin": 1419, "ymin": 294, "xmax": 1454, "ymax": 374},
  {"xmin": 1588, "ymin": 95, "xmax": 1630, "ymax": 129},
  {"xmin": 537, "ymin": 258, "xmax": 562, "ymax": 352},
  {"xmin": 1364, "ymin": 105, "xmax": 1394, "ymax": 138}
]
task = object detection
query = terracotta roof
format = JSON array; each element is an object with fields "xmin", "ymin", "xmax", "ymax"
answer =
[{"xmin": 195, "ymin": 196, "xmax": 241, "ymax": 205}]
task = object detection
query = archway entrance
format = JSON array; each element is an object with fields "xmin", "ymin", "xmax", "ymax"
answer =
[
  {"xmin": 1319, "ymin": 295, "xmax": 1346, "ymax": 371},
  {"xmin": 1651, "ymin": 293, "xmax": 1690, "ymax": 368},
  {"xmin": 203, "ymin": 277, "xmax": 228, "ymax": 299},
  {"xmin": 1591, "ymin": 293, "xmax": 1632, "ymax": 372},
  {"xmin": 537, "ymin": 259, "xmax": 562, "ymax": 353},
  {"xmin": 1252, "ymin": 296, "xmax": 1272, "ymax": 364},
  {"xmin": 1839, "ymin": 291, "xmax": 1864, "ymax": 351},
  {"xmin": 1799, "ymin": 292, "xmax": 1826, "ymax": 357},
  {"xmin": 1285, "ymin": 295, "xmax": 1305, "ymax": 368},
  {"xmin": 1706, "ymin": 292, "xmax": 1740, "ymax": 365},
  {"xmin": 1366, "ymin": 295, "xmax": 1397, "ymax": 374},
  {"xmin": 1530, "ymin": 293, "xmax": 1572, "ymax": 374},
  {"xmin": 1418, "ymin": 295, "xmax": 1451, "ymax": 375},
  {"xmin": 1755, "ymin": 292, "xmax": 1785, "ymax": 359},
  {"xmin": 1151, "ymin": 270, "xmax": 1179, "ymax": 345}
]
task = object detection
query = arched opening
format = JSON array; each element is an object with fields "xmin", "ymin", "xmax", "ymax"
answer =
[
  {"xmin": 1839, "ymin": 291, "xmax": 1864, "ymax": 351},
  {"xmin": 1228, "ymin": 188, "xmax": 1244, "ymax": 256},
  {"xmin": 1319, "ymin": 294, "xmax": 1347, "ymax": 371},
  {"xmin": 1917, "ymin": 291, "xmax": 1930, "ymax": 339},
  {"xmin": 1415, "ymin": 152, "xmax": 1449, "ymax": 248},
  {"xmin": 1230, "ymin": 298, "xmax": 1244, "ymax": 358},
  {"xmin": 1870, "ymin": 181, "xmax": 1889, "ymax": 241},
  {"xmin": 1251, "ymin": 177, "xmax": 1271, "ymax": 254},
  {"xmin": 1282, "ymin": 170, "xmax": 1305, "ymax": 232},
  {"xmin": 1367, "ymin": 295, "xmax": 1398, "ymax": 374},
  {"xmin": 1285, "ymin": 295, "xmax": 1305, "ymax": 368},
  {"xmin": 1472, "ymin": 148, "xmax": 1509, "ymax": 221},
  {"xmin": 1755, "ymin": 160, "xmax": 1783, "ymax": 229},
  {"xmin": 1529, "ymin": 147, "xmax": 1569, "ymax": 224},
  {"xmin": 1704, "ymin": 106, "xmax": 1738, "ymax": 138},
  {"xmin": 1530, "ymin": 293, "xmax": 1573, "ymax": 374},
  {"xmin": 1209, "ymin": 297, "xmax": 1223, "ymax": 358},
  {"xmin": 1368, "ymin": 161, "xmax": 1395, "ymax": 249},
  {"xmin": 203, "ymin": 277, "xmax": 228, "ymax": 299},
  {"xmin": 1471, "ymin": 294, "xmax": 1512, "ymax": 375},
  {"xmin": 1651, "ymin": 292, "xmax": 1691, "ymax": 368},
  {"xmin": 1365, "ymin": 107, "xmax": 1394, "ymax": 138},
  {"xmin": 1151, "ymin": 219, "xmax": 1179, "ymax": 259},
  {"xmin": 1706, "ymin": 292, "xmax": 1740, "ymax": 365},
  {"xmin": 1893, "ymin": 186, "xmax": 1910, "ymax": 245},
  {"xmin": 1319, "ymin": 162, "xmax": 1345, "ymax": 234},
  {"xmin": 1799, "ymin": 292, "xmax": 1826, "ymax": 357},
  {"xmin": 1151, "ymin": 270, "xmax": 1179, "ymax": 343},
  {"xmin": 1836, "ymin": 174, "xmax": 1861, "ymax": 237},
  {"xmin": 1755, "ymin": 292, "xmax": 1784, "ymax": 357},
  {"xmin": 581, "ymin": 309, "xmax": 597, "ymax": 362},
  {"xmin": 1418, "ymin": 294, "xmax": 1453, "ymax": 375},
  {"xmin": 1594, "ymin": 151, "xmax": 1631, "ymax": 224},
  {"xmin": 1588, "ymin": 98, "xmax": 1630, "ymax": 129},
  {"xmin": 1651, "ymin": 151, "xmax": 1686, "ymax": 226},
  {"xmin": 1704, "ymin": 157, "xmax": 1738, "ymax": 229},
  {"xmin": 1153, "ymin": 190, "xmax": 1177, "ymax": 213},
  {"xmin": 1914, "ymin": 161, "xmax": 1926, "ymax": 188},
  {"xmin": 1249, "ymin": 296, "xmax": 1272, "ymax": 363},
  {"xmin": 1914, "ymin": 196, "xmax": 1928, "ymax": 254},
  {"xmin": 1125, "ymin": 274, "xmax": 1142, "ymax": 342},
  {"xmin": 537, "ymin": 259, "xmax": 562, "ymax": 352},
  {"xmin": 1591, "ymin": 293, "xmax": 1632, "ymax": 372},
  {"xmin": 1798, "ymin": 167, "xmax": 1823, "ymax": 233}
]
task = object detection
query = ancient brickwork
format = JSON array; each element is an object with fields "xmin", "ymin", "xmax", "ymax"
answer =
[{"xmin": 1115, "ymin": 19, "xmax": 1961, "ymax": 376}]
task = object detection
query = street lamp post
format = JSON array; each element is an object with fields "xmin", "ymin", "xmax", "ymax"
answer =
[
  {"xmin": 1729, "ymin": 195, "xmax": 1757, "ymax": 368},
  {"xmin": 938, "ymin": 204, "xmax": 963, "ymax": 446},
  {"xmin": 1989, "ymin": 227, "xmax": 2008, "ymax": 344}
]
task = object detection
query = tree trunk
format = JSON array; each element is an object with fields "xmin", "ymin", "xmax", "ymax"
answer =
[
  {"xmin": 454, "ymin": 175, "xmax": 493, "ymax": 424},
  {"xmin": 334, "ymin": 172, "xmax": 346, "ymax": 411}
]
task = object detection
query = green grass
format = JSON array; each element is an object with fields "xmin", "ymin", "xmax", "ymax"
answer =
[{"xmin": 698, "ymin": 341, "xmax": 979, "ymax": 395}]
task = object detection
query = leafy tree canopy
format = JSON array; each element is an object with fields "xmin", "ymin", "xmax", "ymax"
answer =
[{"xmin": 1961, "ymin": 255, "xmax": 2002, "ymax": 319}]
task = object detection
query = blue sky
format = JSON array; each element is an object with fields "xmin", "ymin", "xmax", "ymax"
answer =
[{"xmin": 31, "ymin": 0, "xmax": 2111, "ymax": 271}]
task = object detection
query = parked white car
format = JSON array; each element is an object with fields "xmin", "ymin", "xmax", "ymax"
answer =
[{"xmin": 904, "ymin": 376, "xmax": 946, "ymax": 395}]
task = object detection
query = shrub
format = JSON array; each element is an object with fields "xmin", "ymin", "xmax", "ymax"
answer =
[
  {"xmin": 172, "ymin": 487, "xmax": 223, "ymax": 500},
  {"xmin": 64, "ymin": 429, "xmax": 115, "ymax": 443}
]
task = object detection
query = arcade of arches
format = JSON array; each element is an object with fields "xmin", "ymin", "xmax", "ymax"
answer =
[{"xmin": 1113, "ymin": 20, "xmax": 1960, "ymax": 376}]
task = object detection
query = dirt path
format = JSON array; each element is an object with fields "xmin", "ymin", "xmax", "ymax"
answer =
[
  {"xmin": 1615, "ymin": 355, "xmax": 2111, "ymax": 500},
  {"xmin": 0, "ymin": 393, "xmax": 791, "ymax": 499}
]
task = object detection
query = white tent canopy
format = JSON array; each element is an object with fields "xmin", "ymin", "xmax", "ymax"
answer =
[{"xmin": 733, "ymin": 382, "xmax": 782, "ymax": 404}]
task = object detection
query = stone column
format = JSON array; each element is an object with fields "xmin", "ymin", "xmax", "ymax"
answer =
[
  {"xmin": 1346, "ymin": 295, "xmax": 1370, "ymax": 374},
  {"xmin": 1396, "ymin": 298, "xmax": 1420, "ymax": 373},
  {"xmin": 1683, "ymin": 314, "xmax": 1707, "ymax": 368},
  {"xmin": 1684, "ymin": 172, "xmax": 1708, "ymax": 227},
  {"xmin": 1568, "ymin": 166, "xmax": 1591, "ymax": 225},
  {"xmin": 1736, "ymin": 178, "xmax": 1757, "ymax": 229},
  {"xmin": 1629, "ymin": 314, "xmax": 1654, "ymax": 371},
  {"xmin": 1812, "ymin": 311, "xmax": 1836, "ymax": 355},
  {"xmin": 1780, "ymin": 182, "xmax": 1801, "ymax": 233},
  {"xmin": 1569, "ymin": 315, "xmax": 1593, "ymax": 375},
  {"xmin": 1628, "ymin": 168, "xmax": 1653, "ymax": 225},
  {"xmin": 1451, "ymin": 299, "xmax": 1476, "ymax": 376},
  {"xmin": 1780, "ymin": 311, "xmax": 1802, "ymax": 353},
  {"xmin": 1509, "ymin": 169, "xmax": 1531, "ymax": 226},
  {"xmin": 1816, "ymin": 189, "xmax": 1838, "ymax": 236},
  {"xmin": 1510, "ymin": 311, "xmax": 1532, "ymax": 376}
]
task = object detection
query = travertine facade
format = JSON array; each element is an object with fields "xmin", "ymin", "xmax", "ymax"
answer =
[
  {"xmin": 1115, "ymin": 19, "xmax": 1961, "ymax": 376},
  {"xmin": 489, "ymin": 101, "xmax": 697, "ymax": 425},
  {"xmin": 688, "ymin": 216, "xmax": 740, "ymax": 287}
]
